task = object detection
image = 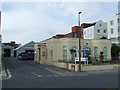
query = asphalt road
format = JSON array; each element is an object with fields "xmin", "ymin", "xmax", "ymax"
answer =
[{"xmin": 2, "ymin": 57, "xmax": 119, "ymax": 88}]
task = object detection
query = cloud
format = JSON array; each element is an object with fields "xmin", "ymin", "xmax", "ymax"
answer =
[{"xmin": 1, "ymin": 2, "xmax": 118, "ymax": 45}]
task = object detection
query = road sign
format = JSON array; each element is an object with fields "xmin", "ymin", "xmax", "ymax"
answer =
[
  {"xmin": 78, "ymin": 50, "xmax": 88, "ymax": 53},
  {"xmin": 78, "ymin": 50, "xmax": 83, "ymax": 52}
]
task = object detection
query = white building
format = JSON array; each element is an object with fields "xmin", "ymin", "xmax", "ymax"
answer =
[
  {"xmin": 0, "ymin": 35, "xmax": 1, "ymax": 67},
  {"xmin": 83, "ymin": 20, "xmax": 107, "ymax": 39},
  {"xmin": 107, "ymin": 13, "xmax": 120, "ymax": 45},
  {"xmin": 0, "ymin": 11, "xmax": 1, "ymax": 66}
]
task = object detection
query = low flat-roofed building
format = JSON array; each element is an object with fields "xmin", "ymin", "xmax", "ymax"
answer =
[{"xmin": 34, "ymin": 38, "xmax": 112, "ymax": 66}]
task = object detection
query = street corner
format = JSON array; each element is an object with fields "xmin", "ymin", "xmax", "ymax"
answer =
[
  {"xmin": 2, "ymin": 69, "xmax": 12, "ymax": 80},
  {"xmin": 2, "ymin": 70, "xmax": 8, "ymax": 80},
  {"xmin": 0, "ymin": 79, "xmax": 2, "ymax": 90},
  {"xmin": 0, "ymin": 73, "xmax": 2, "ymax": 80},
  {"xmin": 45, "ymin": 67, "xmax": 62, "ymax": 75}
]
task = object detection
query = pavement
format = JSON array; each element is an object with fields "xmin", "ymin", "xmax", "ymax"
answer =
[
  {"xmin": 1, "ymin": 61, "xmax": 9, "ymax": 80},
  {"xmin": 40, "ymin": 64, "xmax": 119, "ymax": 77},
  {"xmin": 0, "ymin": 62, "xmax": 7, "ymax": 90}
]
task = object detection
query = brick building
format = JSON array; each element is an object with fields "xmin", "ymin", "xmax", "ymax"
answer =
[{"xmin": 52, "ymin": 23, "xmax": 95, "ymax": 39}]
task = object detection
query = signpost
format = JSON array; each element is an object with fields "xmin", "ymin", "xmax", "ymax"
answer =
[
  {"xmin": 78, "ymin": 50, "xmax": 89, "ymax": 53},
  {"xmin": 75, "ymin": 57, "xmax": 88, "ymax": 65}
]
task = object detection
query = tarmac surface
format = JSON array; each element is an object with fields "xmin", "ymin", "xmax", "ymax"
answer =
[
  {"xmin": 2, "ymin": 57, "xmax": 119, "ymax": 88},
  {"xmin": 1, "ymin": 57, "xmax": 119, "ymax": 79}
]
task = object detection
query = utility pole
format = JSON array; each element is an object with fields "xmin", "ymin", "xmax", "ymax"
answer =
[{"xmin": 78, "ymin": 12, "xmax": 82, "ymax": 72}]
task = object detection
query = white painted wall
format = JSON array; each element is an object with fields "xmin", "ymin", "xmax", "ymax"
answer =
[
  {"xmin": 107, "ymin": 14, "xmax": 120, "ymax": 45},
  {"xmin": 83, "ymin": 20, "xmax": 107, "ymax": 39},
  {"xmin": 0, "ymin": 25, "xmax": 1, "ymax": 65},
  {"xmin": 94, "ymin": 20, "xmax": 107, "ymax": 39},
  {"xmin": 107, "ymin": 14, "xmax": 119, "ymax": 39},
  {"xmin": 83, "ymin": 26, "xmax": 94, "ymax": 39},
  {"xmin": 0, "ymin": 34, "xmax": 1, "ymax": 66}
]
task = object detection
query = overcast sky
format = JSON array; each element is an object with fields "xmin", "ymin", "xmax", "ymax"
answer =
[{"xmin": 1, "ymin": 2, "xmax": 118, "ymax": 45}]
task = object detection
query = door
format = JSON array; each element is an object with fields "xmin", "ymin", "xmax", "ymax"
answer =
[
  {"xmin": 4, "ymin": 49, "xmax": 11, "ymax": 57},
  {"xmin": 71, "ymin": 46, "xmax": 77, "ymax": 61}
]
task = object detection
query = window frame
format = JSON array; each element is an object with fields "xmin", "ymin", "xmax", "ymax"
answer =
[
  {"xmin": 63, "ymin": 46, "xmax": 67, "ymax": 60},
  {"xmin": 110, "ymin": 20, "xmax": 113, "ymax": 25},
  {"xmin": 97, "ymin": 29, "xmax": 100, "ymax": 33},
  {"xmin": 111, "ymin": 28, "xmax": 114, "ymax": 34}
]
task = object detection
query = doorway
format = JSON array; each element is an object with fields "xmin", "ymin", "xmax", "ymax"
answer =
[{"xmin": 4, "ymin": 49, "xmax": 11, "ymax": 57}]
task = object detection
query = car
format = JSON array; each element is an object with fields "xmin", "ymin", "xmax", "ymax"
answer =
[{"xmin": 18, "ymin": 52, "xmax": 34, "ymax": 60}]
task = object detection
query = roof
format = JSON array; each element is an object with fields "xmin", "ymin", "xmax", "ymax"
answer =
[{"xmin": 15, "ymin": 41, "xmax": 35, "ymax": 50}]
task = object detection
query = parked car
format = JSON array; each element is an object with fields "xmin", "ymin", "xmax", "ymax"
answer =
[{"xmin": 18, "ymin": 52, "xmax": 34, "ymax": 60}]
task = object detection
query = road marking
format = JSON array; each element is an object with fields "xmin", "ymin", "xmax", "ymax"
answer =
[
  {"xmin": 45, "ymin": 68, "xmax": 61, "ymax": 75},
  {"xmin": 32, "ymin": 72, "xmax": 60, "ymax": 77},
  {"xmin": 32, "ymin": 72, "xmax": 43, "ymax": 78}
]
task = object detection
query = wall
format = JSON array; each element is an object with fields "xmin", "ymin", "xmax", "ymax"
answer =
[
  {"xmin": 83, "ymin": 26, "xmax": 95, "ymax": 39},
  {"xmin": 83, "ymin": 20, "xmax": 107, "ymax": 39},
  {"xmin": 91, "ymin": 40, "xmax": 111, "ymax": 61},
  {"xmin": 35, "ymin": 38, "xmax": 112, "ymax": 65},
  {"xmin": 16, "ymin": 41, "xmax": 34, "ymax": 56},
  {"xmin": 34, "ymin": 38, "xmax": 112, "ymax": 72},
  {"xmin": 107, "ymin": 14, "xmax": 119, "ymax": 40},
  {"xmin": 94, "ymin": 20, "xmax": 107, "ymax": 39},
  {"xmin": 2, "ymin": 45, "xmax": 14, "ymax": 57},
  {"xmin": 0, "ymin": 34, "xmax": 1, "ymax": 66}
]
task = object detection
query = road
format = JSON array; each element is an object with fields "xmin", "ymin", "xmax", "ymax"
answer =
[{"xmin": 2, "ymin": 57, "xmax": 119, "ymax": 88}]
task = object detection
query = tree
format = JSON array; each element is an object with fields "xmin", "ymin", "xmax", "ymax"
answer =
[
  {"xmin": 69, "ymin": 49, "xmax": 76, "ymax": 54},
  {"xmin": 111, "ymin": 44, "xmax": 120, "ymax": 61}
]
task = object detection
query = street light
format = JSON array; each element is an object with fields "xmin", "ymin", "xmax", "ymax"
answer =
[
  {"xmin": 78, "ymin": 12, "xmax": 82, "ymax": 72},
  {"xmin": 78, "ymin": 12, "xmax": 81, "ymax": 26}
]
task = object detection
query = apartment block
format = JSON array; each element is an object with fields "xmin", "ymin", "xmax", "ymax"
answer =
[
  {"xmin": 83, "ymin": 20, "xmax": 107, "ymax": 39},
  {"xmin": 107, "ymin": 13, "xmax": 120, "ymax": 45}
]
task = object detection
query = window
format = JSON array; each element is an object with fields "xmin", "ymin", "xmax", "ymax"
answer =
[
  {"xmin": 84, "ymin": 31, "xmax": 86, "ymax": 34},
  {"xmin": 118, "ymin": 26, "xmax": 120, "ymax": 32},
  {"xmin": 63, "ymin": 46, "xmax": 67, "ymax": 60},
  {"xmin": 103, "ymin": 47, "xmax": 107, "ymax": 61},
  {"xmin": 94, "ymin": 47, "xmax": 98, "ymax": 61},
  {"xmin": 104, "ymin": 29, "xmax": 107, "ymax": 33},
  {"xmin": 118, "ymin": 37, "xmax": 120, "ymax": 40},
  {"xmin": 110, "ymin": 20, "xmax": 113, "ymax": 25},
  {"xmin": 100, "ymin": 24, "xmax": 102, "ymax": 26},
  {"xmin": 74, "ymin": 33, "xmax": 77, "ymax": 38},
  {"xmin": 83, "ymin": 47, "xmax": 91, "ymax": 60},
  {"xmin": 111, "ymin": 28, "xmax": 114, "ymax": 34},
  {"xmin": 51, "ymin": 50, "xmax": 53, "ymax": 56},
  {"xmin": 118, "ymin": 18, "xmax": 120, "ymax": 23},
  {"xmin": 71, "ymin": 46, "xmax": 77, "ymax": 61},
  {"xmin": 97, "ymin": 29, "xmax": 100, "ymax": 33},
  {"xmin": 46, "ymin": 49, "xmax": 47, "ymax": 58}
]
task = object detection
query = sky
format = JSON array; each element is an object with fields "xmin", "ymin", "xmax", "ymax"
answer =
[{"xmin": 0, "ymin": 1, "xmax": 119, "ymax": 45}]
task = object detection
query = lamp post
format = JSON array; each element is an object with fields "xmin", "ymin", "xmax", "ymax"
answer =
[{"xmin": 78, "ymin": 12, "xmax": 82, "ymax": 72}]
